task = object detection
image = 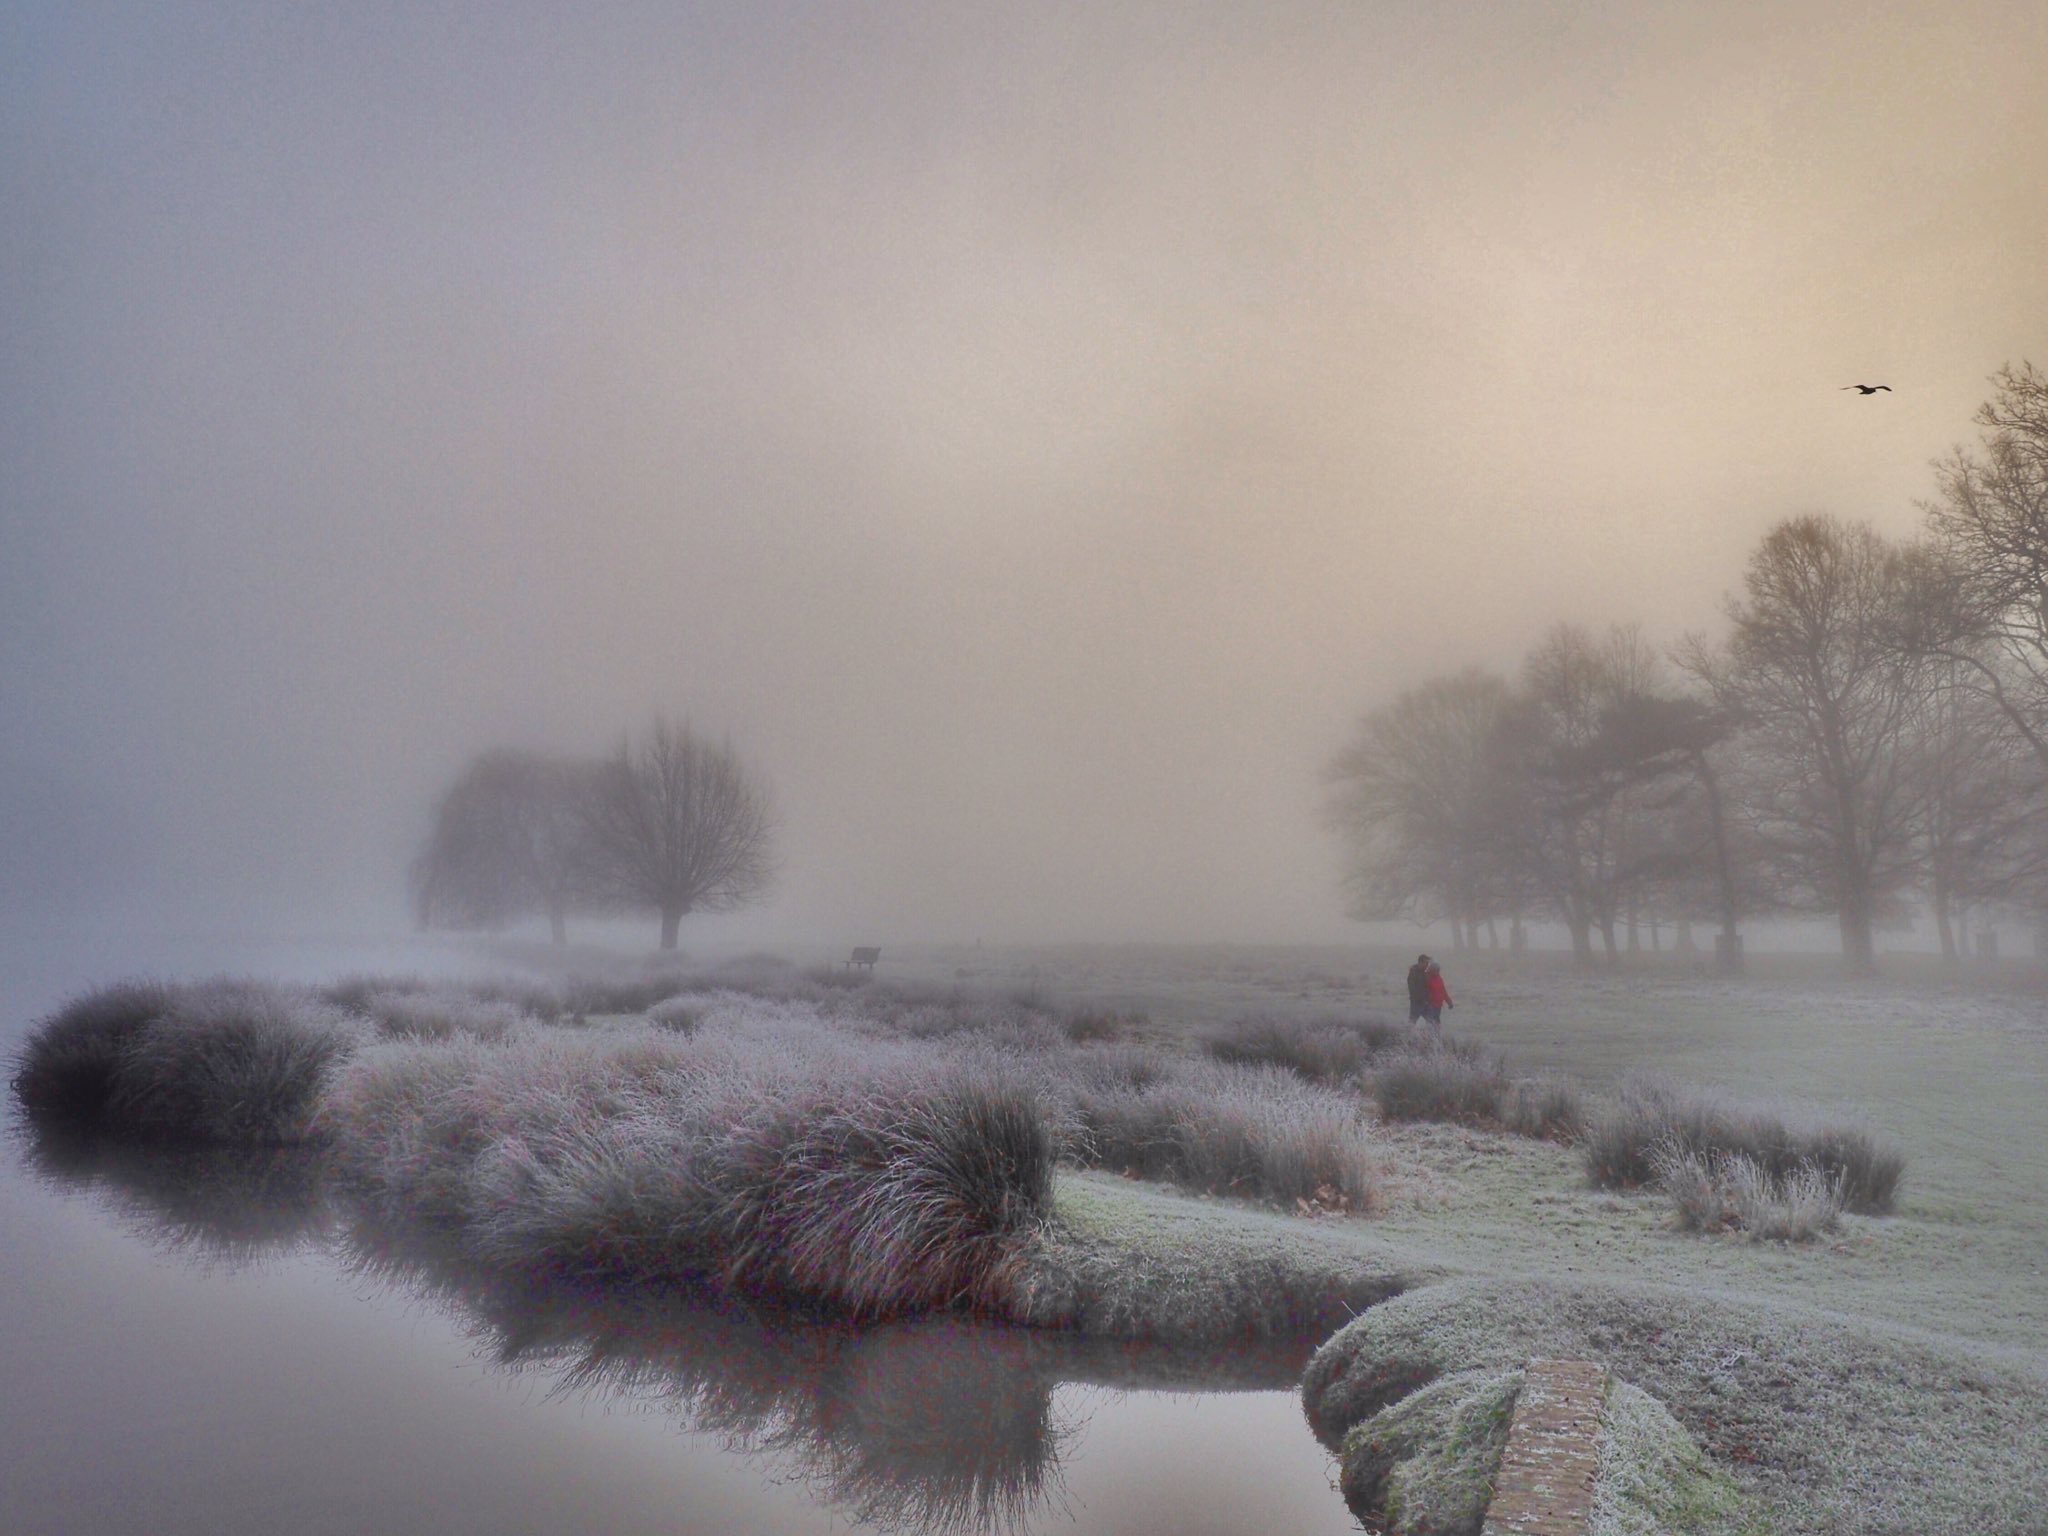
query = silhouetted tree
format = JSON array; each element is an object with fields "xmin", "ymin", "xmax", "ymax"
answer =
[
  {"xmin": 1707, "ymin": 516, "xmax": 1923, "ymax": 969},
  {"xmin": 411, "ymin": 751, "xmax": 599, "ymax": 944},
  {"xmin": 1519, "ymin": 624, "xmax": 1687, "ymax": 963},
  {"xmin": 1899, "ymin": 656, "xmax": 2048, "ymax": 960},
  {"xmin": 1916, "ymin": 363, "xmax": 2048, "ymax": 778},
  {"xmin": 583, "ymin": 719, "xmax": 776, "ymax": 950},
  {"xmin": 1587, "ymin": 689, "xmax": 1749, "ymax": 971},
  {"xmin": 1324, "ymin": 668, "xmax": 1527, "ymax": 947}
]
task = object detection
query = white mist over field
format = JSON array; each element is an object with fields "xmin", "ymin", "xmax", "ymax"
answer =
[{"xmin": 5, "ymin": 3, "xmax": 2046, "ymax": 946}]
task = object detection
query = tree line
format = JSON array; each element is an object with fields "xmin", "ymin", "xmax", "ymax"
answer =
[
  {"xmin": 412, "ymin": 718, "xmax": 775, "ymax": 951},
  {"xmin": 1325, "ymin": 363, "xmax": 2048, "ymax": 970}
]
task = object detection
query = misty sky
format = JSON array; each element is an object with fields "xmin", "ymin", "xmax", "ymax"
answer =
[{"xmin": 5, "ymin": 1, "xmax": 2046, "ymax": 945}]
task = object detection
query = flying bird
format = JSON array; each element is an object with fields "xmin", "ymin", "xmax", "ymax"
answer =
[{"xmin": 1841, "ymin": 384, "xmax": 1892, "ymax": 394}]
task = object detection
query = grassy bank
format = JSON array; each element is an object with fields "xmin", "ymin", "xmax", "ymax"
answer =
[{"xmin": 1302, "ymin": 1274, "xmax": 2048, "ymax": 1536}]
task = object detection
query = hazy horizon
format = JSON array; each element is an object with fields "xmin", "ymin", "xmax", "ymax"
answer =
[{"xmin": 7, "ymin": 2, "xmax": 2046, "ymax": 947}]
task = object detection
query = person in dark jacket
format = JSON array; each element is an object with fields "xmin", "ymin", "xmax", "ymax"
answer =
[
  {"xmin": 1425, "ymin": 960, "xmax": 1453, "ymax": 1026},
  {"xmin": 1406, "ymin": 955, "xmax": 1432, "ymax": 1024}
]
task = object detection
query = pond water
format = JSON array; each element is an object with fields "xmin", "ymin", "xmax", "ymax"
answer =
[{"xmin": 0, "ymin": 933, "xmax": 1361, "ymax": 1536}]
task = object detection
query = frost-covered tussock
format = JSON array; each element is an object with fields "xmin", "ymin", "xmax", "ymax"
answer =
[
  {"xmin": 320, "ymin": 1021, "xmax": 1054, "ymax": 1317},
  {"xmin": 1650, "ymin": 1143, "xmax": 1848, "ymax": 1241},
  {"xmin": 11, "ymin": 979, "xmax": 365, "ymax": 1143},
  {"xmin": 13, "ymin": 974, "xmax": 1389, "ymax": 1319},
  {"xmin": 1204, "ymin": 1012, "xmax": 1588, "ymax": 1142},
  {"xmin": 1583, "ymin": 1071, "xmax": 1905, "ymax": 1215}
]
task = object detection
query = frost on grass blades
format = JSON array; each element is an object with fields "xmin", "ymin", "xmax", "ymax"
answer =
[
  {"xmin": 11, "ymin": 979, "xmax": 363, "ymax": 1143},
  {"xmin": 1204, "ymin": 1013, "xmax": 1586, "ymax": 1141},
  {"xmin": 11, "ymin": 972, "xmax": 1388, "ymax": 1324},
  {"xmin": 1582, "ymin": 1071, "xmax": 1904, "ymax": 1214},
  {"xmin": 1649, "ymin": 1144, "xmax": 1848, "ymax": 1242}
]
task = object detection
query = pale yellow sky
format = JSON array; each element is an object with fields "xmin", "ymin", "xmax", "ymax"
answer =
[{"xmin": 4, "ymin": 1, "xmax": 2044, "ymax": 942}]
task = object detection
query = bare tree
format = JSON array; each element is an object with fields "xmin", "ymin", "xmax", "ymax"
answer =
[
  {"xmin": 1708, "ymin": 516, "xmax": 1923, "ymax": 969},
  {"xmin": 1591, "ymin": 688, "xmax": 1750, "ymax": 971},
  {"xmin": 411, "ymin": 751, "xmax": 599, "ymax": 944},
  {"xmin": 1918, "ymin": 362, "xmax": 2048, "ymax": 775},
  {"xmin": 1519, "ymin": 623, "xmax": 1686, "ymax": 963},
  {"xmin": 1901, "ymin": 656, "xmax": 2048, "ymax": 960},
  {"xmin": 1324, "ymin": 668, "xmax": 1527, "ymax": 948},
  {"xmin": 583, "ymin": 719, "xmax": 776, "ymax": 950}
]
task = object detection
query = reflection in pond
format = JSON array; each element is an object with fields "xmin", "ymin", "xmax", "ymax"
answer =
[
  {"xmin": 18, "ymin": 1123, "xmax": 335, "ymax": 1267},
  {"xmin": 21, "ymin": 1121, "xmax": 1323, "ymax": 1536}
]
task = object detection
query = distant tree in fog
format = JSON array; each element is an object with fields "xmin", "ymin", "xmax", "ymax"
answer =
[
  {"xmin": 1918, "ymin": 362, "xmax": 2048, "ymax": 778},
  {"xmin": 1518, "ymin": 623, "xmax": 1704, "ymax": 963},
  {"xmin": 1700, "ymin": 516, "xmax": 1923, "ymax": 970},
  {"xmin": 582, "ymin": 719, "xmax": 776, "ymax": 951},
  {"xmin": 1324, "ymin": 668, "xmax": 1527, "ymax": 946},
  {"xmin": 1575, "ymin": 688, "xmax": 1750, "ymax": 969},
  {"xmin": 1899, "ymin": 653, "xmax": 2048, "ymax": 960},
  {"xmin": 411, "ymin": 751, "xmax": 600, "ymax": 944}
]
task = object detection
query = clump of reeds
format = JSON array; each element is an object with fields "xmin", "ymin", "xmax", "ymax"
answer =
[
  {"xmin": 320, "ymin": 973, "xmax": 433, "ymax": 1014},
  {"xmin": 704, "ymin": 1071, "xmax": 1055, "ymax": 1314},
  {"xmin": 1210, "ymin": 1020, "xmax": 1581, "ymax": 1144},
  {"xmin": 1060, "ymin": 1008, "xmax": 1144, "ymax": 1044},
  {"xmin": 1204, "ymin": 1013, "xmax": 1409, "ymax": 1086},
  {"xmin": 1369, "ymin": 1043, "xmax": 1510, "ymax": 1126},
  {"xmin": 321, "ymin": 973, "xmax": 569, "ymax": 1022},
  {"xmin": 1727, "ymin": 1156, "xmax": 1847, "ymax": 1241},
  {"xmin": 1649, "ymin": 1142, "xmax": 1846, "ymax": 1241},
  {"xmin": 1648, "ymin": 1143, "xmax": 1730, "ymax": 1232},
  {"xmin": 321, "ymin": 1030, "xmax": 1055, "ymax": 1318},
  {"xmin": 1063, "ymin": 1040, "xmax": 1174, "ymax": 1093},
  {"xmin": 14, "ymin": 978, "xmax": 362, "ymax": 1143},
  {"xmin": 357, "ymin": 988, "xmax": 533, "ymax": 1041},
  {"xmin": 806, "ymin": 965, "xmax": 874, "ymax": 992},
  {"xmin": 1498, "ymin": 1074, "xmax": 1586, "ymax": 1142},
  {"xmin": 1584, "ymin": 1073, "xmax": 1903, "ymax": 1214},
  {"xmin": 559, "ymin": 972, "xmax": 691, "ymax": 1016},
  {"xmin": 11, "ymin": 979, "xmax": 178, "ymax": 1121},
  {"xmin": 1069, "ymin": 1060, "xmax": 1377, "ymax": 1211},
  {"xmin": 646, "ymin": 996, "xmax": 700, "ymax": 1034}
]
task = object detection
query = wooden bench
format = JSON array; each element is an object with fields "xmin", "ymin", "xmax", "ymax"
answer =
[{"xmin": 841, "ymin": 946, "xmax": 881, "ymax": 974}]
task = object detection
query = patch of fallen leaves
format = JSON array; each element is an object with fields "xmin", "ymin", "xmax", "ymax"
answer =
[{"xmin": 1295, "ymin": 1182, "xmax": 1355, "ymax": 1218}]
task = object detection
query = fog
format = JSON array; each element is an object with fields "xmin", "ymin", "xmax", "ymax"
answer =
[{"xmin": 6, "ymin": 2, "xmax": 2046, "ymax": 945}]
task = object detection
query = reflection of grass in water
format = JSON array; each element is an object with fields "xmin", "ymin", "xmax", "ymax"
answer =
[
  {"xmin": 339, "ymin": 1209, "xmax": 1071, "ymax": 1536},
  {"xmin": 762, "ymin": 1322, "xmax": 1072, "ymax": 1536},
  {"xmin": 18, "ymin": 1119, "xmax": 331, "ymax": 1268},
  {"xmin": 20, "ymin": 1119, "xmax": 1086, "ymax": 1536},
  {"xmin": 327, "ymin": 1194, "xmax": 1332, "ymax": 1536}
]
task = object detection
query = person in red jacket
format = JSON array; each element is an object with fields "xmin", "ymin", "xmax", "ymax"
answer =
[{"xmin": 1424, "ymin": 961, "xmax": 1453, "ymax": 1026}]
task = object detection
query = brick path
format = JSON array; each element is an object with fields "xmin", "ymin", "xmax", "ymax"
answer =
[{"xmin": 1480, "ymin": 1358, "xmax": 1610, "ymax": 1536}]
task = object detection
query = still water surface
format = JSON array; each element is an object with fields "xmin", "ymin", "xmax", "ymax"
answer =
[{"xmin": 0, "ymin": 933, "xmax": 1361, "ymax": 1536}]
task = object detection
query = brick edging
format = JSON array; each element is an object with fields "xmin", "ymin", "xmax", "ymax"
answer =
[{"xmin": 1480, "ymin": 1358, "xmax": 1610, "ymax": 1536}]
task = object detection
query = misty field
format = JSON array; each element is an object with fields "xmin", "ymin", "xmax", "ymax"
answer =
[{"xmin": 14, "ymin": 941, "xmax": 2048, "ymax": 1535}]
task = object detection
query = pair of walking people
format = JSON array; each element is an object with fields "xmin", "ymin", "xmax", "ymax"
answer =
[{"xmin": 1406, "ymin": 954, "xmax": 1452, "ymax": 1026}]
